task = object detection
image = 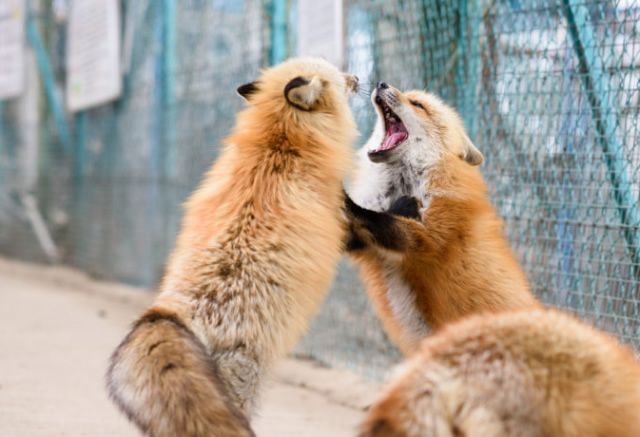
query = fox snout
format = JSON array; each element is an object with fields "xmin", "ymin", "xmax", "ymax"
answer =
[{"xmin": 373, "ymin": 82, "xmax": 400, "ymax": 107}]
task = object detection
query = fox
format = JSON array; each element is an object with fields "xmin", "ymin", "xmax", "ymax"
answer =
[
  {"xmin": 345, "ymin": 81, "xmax": 539, "ymax": 354},
  {"xmin": 106, "ymin": 57, "xmax": 359, "ymax": 437},
  {"xmin": 359, "ymin": 309, "xmax": 640, "ymax": 436}
]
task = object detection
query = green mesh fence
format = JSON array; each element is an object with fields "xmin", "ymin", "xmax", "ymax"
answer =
[{"xmin": 1, "ymin": 0, "xmax": 640, "ymax": 379}]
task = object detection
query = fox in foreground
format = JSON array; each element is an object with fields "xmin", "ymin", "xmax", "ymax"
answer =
[
  {"xmin": 360, "ymin": 309, "xmax": 640, "ymax": 436},
  {"xmin": 106, "ymin": 58, "xmax": 359, "ymax": 436},
  {"xmin": 345, "ymin": 81, "xmax": 539, "ymax": 354}
]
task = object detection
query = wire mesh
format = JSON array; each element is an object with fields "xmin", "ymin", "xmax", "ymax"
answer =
[
  {"xmin": 301, "ymin": 0, "xmax": 640, "ymax": 376},
  {"xmin": 1, "ymin": 0, "xmax": 265, "ymax": 285},
  {"xmin": 1, "ymin": 0, "xmax": 639, "ymax": 378}
]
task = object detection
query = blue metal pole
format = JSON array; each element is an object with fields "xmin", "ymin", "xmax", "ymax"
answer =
[
  {"xmin": 455, "ymin": 0, "xmax": 467, "ymax": 112},
  {"xmin": 270, "ymin": 0, "xmax": 288, "ymax": 65},
  {"xmin": 0, "ymin": 101, "xmax": 4, "ymax": 180},
  {"xmin": 26, "ymin": 0, "xmax": 71, "ymax": 154},
  {"xmin": 0, "ymin": 101, "xmax": 4, "ymax": 157},
  {"xmin": 466, "ymin": 0, "xmax": 480, "ymax": 138},
  {"xmin": 161, "ymin": 0, "xmax": 176, "ymax": 179},
  {"xmin": 456, "ymin": 0, "xmax": 480, "ymax": 139},
  {"xmin": 73, "ymin": 113, "xmax": 86, "ymax": 184}
]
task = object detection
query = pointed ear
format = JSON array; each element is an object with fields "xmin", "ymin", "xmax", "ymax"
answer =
[
  {"xmin": 284, "ymin": 76, "xmax": 324, "ymax": 110},
  {"xmin": 237, "ymin": 81, "xmax": 259, "ymax": 101},
  {"xmin": 461, "ymin": 133, "xmax": 484, "ymax": 166}
]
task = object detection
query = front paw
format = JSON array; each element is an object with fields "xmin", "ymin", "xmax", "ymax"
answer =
[
  {"xmin": 388, "ymin": 196, "xmax": 421, "ymax": 220},
  {"xmin": 343, "ymin": 196, "xmax": 367, "ymax": 252}
]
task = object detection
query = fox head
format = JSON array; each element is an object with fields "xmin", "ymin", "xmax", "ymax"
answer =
[
  {"xmin": 364, "ymin": 82, "xmax": 483, "ymax": 168},
  {"xmin": 235, "ymin": 58, "xmax": 359, "ymax": 145}
]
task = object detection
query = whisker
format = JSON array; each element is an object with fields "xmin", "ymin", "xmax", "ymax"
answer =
[{"xmin": 357, "ymin": 84, "xmax": 375, "ymax": 94}]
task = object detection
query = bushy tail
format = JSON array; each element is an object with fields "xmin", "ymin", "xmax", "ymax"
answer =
[{"xmin": 107, "ymin": 310, "xmax": 254, "ymax": 437}]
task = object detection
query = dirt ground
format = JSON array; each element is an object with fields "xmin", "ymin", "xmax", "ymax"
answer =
[{"xmin": 0, "ymin": 258, "xmax": 380, "ymax": 437}]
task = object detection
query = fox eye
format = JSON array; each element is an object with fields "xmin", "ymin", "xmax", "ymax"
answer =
[{"xmin": 410, "ymin": 99, "xmax": 425, "ymax": 110}]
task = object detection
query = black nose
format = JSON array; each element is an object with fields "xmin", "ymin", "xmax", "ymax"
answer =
[{"xmin": 376, "ymin": 81, "xmax": 388, "ymax": 90}]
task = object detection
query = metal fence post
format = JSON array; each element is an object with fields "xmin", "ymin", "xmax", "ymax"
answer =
[
  {"xmin": 455, "ymin": 0, "xmax": 467, "ymax": 112},
  {"xmin": 269, "ymin": 0, "xmax": 289, "ymax": 65},
  {"xmin": 26, "ymin": 0, "xmax": 70, "ymax": 155},
  {"xmin": 0, "ymin": 102, "xmax": 4, "ymax": 163},
  {"xmin": 456, "ymin": 0, "xmax": 480, "ymax": 137},
  {"xmin": 161, "ymin": 0, "xmax": 176, "ymax": 179}
]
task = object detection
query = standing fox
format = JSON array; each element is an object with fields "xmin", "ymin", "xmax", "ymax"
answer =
[
  {"xmin": 106, "ymin": 58, "xmax": 359, "ymax": 436},
  {"xmin": 345, "ymin": 81, "xmax": 538, "ymax": 354},
  {"xmin": 360, "ymin": 309, "xmax": 640, "ymax": 436}
]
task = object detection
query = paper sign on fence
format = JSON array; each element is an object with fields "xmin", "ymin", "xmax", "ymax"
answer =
[
  {"xmin": 0, "ymin": 0, "xmax": 25, "ymax": 100},
  {"xmin": 298, "ymin": 0, "xmax": 344, "ymax": 68},
  {"xmin": 66, "ymin": 0, "xmax": 121, "ymax": 112}
]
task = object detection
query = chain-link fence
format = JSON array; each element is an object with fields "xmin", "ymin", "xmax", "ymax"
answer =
[
  {"xmin": 1, "ymin": 0, "xmax": 265, "ymax": 283},
  {"xmin": 2, "ymin": 0, "xmax": 640, "ymax": 378}
]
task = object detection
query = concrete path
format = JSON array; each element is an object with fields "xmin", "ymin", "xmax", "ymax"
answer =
[{"xmin": 0, "ymin": 258, "xmax": 380, "ymax": 436}]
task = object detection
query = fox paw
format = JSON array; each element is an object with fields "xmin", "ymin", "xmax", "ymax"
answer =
[{"xmin": 388, "ymin": 196, "xmax": 421, "ymax": 220}]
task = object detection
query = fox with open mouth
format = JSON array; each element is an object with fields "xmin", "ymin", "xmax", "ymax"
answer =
[{"xmin": 345, "ymin": 81, "xmax": 539, "ymax": 354}]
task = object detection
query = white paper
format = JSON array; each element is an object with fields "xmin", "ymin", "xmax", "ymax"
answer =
[
  {"xmin": 298, "ymin": 0, "xmax": 344, "ymax": 68},
  {"xmin": 66, "ymin": 0, "xmax": 121, "ymax": 112},
  {"xmin": 0, "ymin": 0, "xmax": 25, "ymax": 100}
]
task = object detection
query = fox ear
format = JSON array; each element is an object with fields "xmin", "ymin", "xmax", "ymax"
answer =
[
  {"xmin": 284, "ymin": 76, "xmax": 324, "ymax": 110},
  {"xmin": 237, "ymin": 81, "xmax": 259, "ymax": 101},
  {"xmin": 462, "ymin": 134, "xmax": 484, "ymax": 166}
]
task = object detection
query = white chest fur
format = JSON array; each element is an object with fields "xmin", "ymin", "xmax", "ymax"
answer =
[
  {"xmin": 348, "ymin": 146, "xmax": 429, "ymax": 211},
  {"xmin": 382, "ymin": 264, "xmax": 429, "ymax": 344},
  {"xmin": 347, "ymin": 147, "xmax": 392, "ymax": 211},
  {"xmin": 348, "ymin": 145, "xmax": 431, "ymax": 344}
]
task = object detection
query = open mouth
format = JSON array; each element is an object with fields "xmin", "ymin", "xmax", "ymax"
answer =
[{"xmin": 368, "ymin": 95, "xmax": 409, "ymax": 159}]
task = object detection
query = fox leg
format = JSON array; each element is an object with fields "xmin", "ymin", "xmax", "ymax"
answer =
[
  {"xmin": 345, "ymin": 194, "xmax": 422, "ymax": 253},
  {"xmin": 211, "ymin": 347, "xmax": 262, "ymax": 414}
]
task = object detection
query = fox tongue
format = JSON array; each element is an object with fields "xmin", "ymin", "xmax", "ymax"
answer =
[
  {"xmin": 381, "ymin": 132, "xmax": 406, "ymax": 151},
  {"xmin": 378, "ymin": 119, "xmax": 408, "ymax": 151}
]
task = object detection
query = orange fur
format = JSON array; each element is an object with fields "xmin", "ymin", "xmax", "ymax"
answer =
[
  {"xmin": 349, "ymin": 86, "xmax": 538, "ymax": 354},
  {"xmin": 107, "ymin": 58, "xmax": 358, "ymax": 436},
  {"xmin": 360, "ymin": 309, "xmax": 640, "ymax": 437}
]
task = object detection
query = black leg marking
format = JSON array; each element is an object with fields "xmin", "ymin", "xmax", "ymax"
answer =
[
  {"xmin": 344, "ymin": 192, "xmax": 368, "ymax": 252},
  {"xmin": 388, "ymin": 196, "xmax": 421, "ymax": 220},
  {"xmin": 345, "ymin": 228, "xmax": 367, "ymax": 252},
  {"xmin": 344, "ymin": 192, "xmax": 406, "ymax": 251}
]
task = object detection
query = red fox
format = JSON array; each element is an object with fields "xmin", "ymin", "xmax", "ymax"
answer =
[
  {"xmin": 345, "ymin": 82, "xmax": 538, "ymax": 354},
  {"xmin": 360, "ymin": 309, "xmax": 640, "ymax": 436},
  {"xmin": 106, "ymin": 58, "xmax": 359, "ymax": 436}
]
